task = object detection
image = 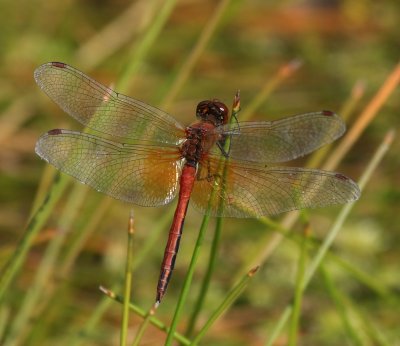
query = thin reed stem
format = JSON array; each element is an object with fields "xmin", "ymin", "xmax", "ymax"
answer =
[
  {"xmin": 185, "ymin": 217, "xmax": 222, "ymax": 337},
  {"xmin": 69, "ymin": 284, "xmax": 120, "ymax": 346},
  {"xmin": 324, "ymin": 62, "xmax": 400, "ymax": 171},
  {"xmin": 165, "ymin": 93, "xmax": 241, "ymax": 345},
  {"xmin": 65, "ymin": 207, "xmax": 172, "ymax": 345},
  {"xmin": 307, "ymin": 79, "xmax": 366, "ymax": 169},
  {"xmin": 59, "ymin": 197, "xmax": 112, "ymax": 277},
  {"xmin": 191, "ymin": 266, "xmax": 259, "ymax": 345},
  {"xmin": 165, "ymin": 213, "xmax": 213, "ymax": 345},
  {"xmin": 75, "ymin": 0, "xmax": 161, "ymax": 70},
  {"xmin": 264, "ymin": 130, "xmax": 395, "ymax": 345},
  {"xmin": 0, "ymin": 307, "xmax": 9, "ymax": 341},
  {"xmin": 320, "ymin": 264, "xmax": 364, "ymax": 346},
  {"xmin": 161, "ymin": 0, "xmax": 233, "ymax": 110},
  {"xmin": 121, "ymin": 210, "xmax": 135, "ymax": 346},
  {"xmin": 99, "ymin": 286, "xmax": 191, "ymax": 345},
  {"xmin": 240, "ymin": 59, "xmax": 302, "ymax": 121},
  {"xmin": 288, "ymin": 224, "xmax": 309, "ymax": 346},
  {"xmin": 0, "ymin": 173, "xmax": 68, "ymax": 303},
  {"xmin": 131, "ymin": 305, "xmax": 156, "ymax": 346},
  {"xmin": 116, "ymin": 0, "xmax": 178, "ymax": 91},
  {"xmin": 185, "ymin": 92, "xmax": 241, "ymax": 337},
  {"xmin": 246, "ymin": 62, "xmax": 400, "ymax": 272},
  {"xmin": 4, "ymin": 183, "xmax": 90, "ymax": 345}
]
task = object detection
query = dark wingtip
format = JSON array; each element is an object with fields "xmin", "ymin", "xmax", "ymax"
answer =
[
  {"xmin": 47, "ymin": 129, "xmax": 63, "ymax": 135},
  {"xmin": 51, "ymin": 62, "xmax": 67, "ymax": 68},
  {"xmin": 34, "ymin": 62, "xmax": 67, "ymax": 85},
  {"xmin": 322, "ymin": 110, "xmax": 335, "ymax": 117},
  {"xmin": 334, "ymin": 173, "xmax": 349, "ymax": 181},
  {"xmin": 334, "ymin": 173, "xmax": 361, "ymax": 201}
]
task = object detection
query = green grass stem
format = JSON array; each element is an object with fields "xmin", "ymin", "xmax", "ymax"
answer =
[
  {"xmin": 52, "ymin": 7, "xmax": 183, "ymax": 337},
  {"xmin": 356, "ymin": 307, "xmax": 392, "ymax": 346},
  {"xmin": 69, "ymin": 284, "xmax": 120, "ymax": 346},
  {"xmin": 129, "ymin": 209, "xmax": 173, "ymax": 270},
  {"xmin": 160, "ymin": 0, "xmax": 233, "ymax": 110},
  {"xmin": 307, "ymin": 79, "xmax": 366, "ymax": 169},
  {"xmin": 0, "ymin": 173, "xmax": 68, "ymax": 303},
  {"xmin": 4, "ymin": 181, "xmax": 90, "ymax": 345},
  {"xmin": 240, "ymin": 59, "xmax": 303, "ymax": 121},
  {"xmin": 131, "ymin": 306, "xmax": 155, "ymax": 346},
  {"xmin": 59, "ymin": 197, "xmax": 112, "ymax": 277},
  {"xmin": 185, "ymin": 216, "xmax": 222, "ymax": 337},
  {"xmin": 164, "ymin": 93, "xmax": 241, "ymax": 345},
  {"xmin": 0, "ymin": 307, "xmax": 9, "ymax": 341},
  {"xmin": 75, "ymin": 0, "xmax": 161, "ymax": 71},
  {"xmin": 264, "ymin": 129, "xmax": 395, "ymax": 345},
  {"xmin": 185, "ymin": 92, "xmax": 241, "ymax": 337},
  {"xmin": 191, "ymin": 266, "xmax": 259, "ymax": 345},
  {"xmin": 164, "ymin": 213, "xmax": 213, "ymax": 345},
  {"xmin": 65, "ymin": 207, "xmax": 172, "ymax": 344},
  {"xmin": 320, "ymin": 264, "xmax": 364, "ymax": 346},
  {"xmin": 303, "ymin": 132, "xmax": 394, "ymax": 290},
  {"xmin": 288, "ymin": 225, "xmax": 309, "ymax": 346},
  {"xmin": 264, "ymin": 307, "xmax": 292, "ymax": 346},
  {"xmin": 99, "ymin": 286, "xmax": 191, "ymax": 345},
  {"xmin": 116, "ymin": 0, "xmax": 178, "ymax": 92},
  {"xmin": 121, "ymin": 210, "xmax": 135, "ymax": 346},
  {"xmin": 255, "ymin": 216, "xmax": 393, "ymax": 301},
  {"xmin": 243, "ymin": 61, "xmax": 400, "ymax": 275}
]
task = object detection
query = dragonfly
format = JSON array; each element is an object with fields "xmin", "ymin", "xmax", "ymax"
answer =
[{"xmin": 34, "ymin": 62, "xmax": 360, "ymax": 305}]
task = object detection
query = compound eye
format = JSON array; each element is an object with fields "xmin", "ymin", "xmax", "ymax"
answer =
[
  {"xmin": 196, "ymin": 100, "xmax": 211, "ymax": 117},
  {"xmin": 212, "ymin": 101, "xmax": 229, "ymax": 122}
]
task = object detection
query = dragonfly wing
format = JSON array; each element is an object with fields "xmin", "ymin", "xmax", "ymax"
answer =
[
  {"xmin": 34, "ymin": 62, "xmax": 185, "ymax": 144},
  {"xmin": 191, "ymin": 158, "xmax": 360, "ymax": 217},
  {"xmin": 213, "ymin": 111, "xmax": 345, "ymax": 163},
  {"xmin": 36, "ymin": 129, "xmax": 182, "ymax": 206}
]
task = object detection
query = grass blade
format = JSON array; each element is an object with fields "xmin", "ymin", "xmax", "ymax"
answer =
[
  {"xmin": 121, "ymin": 210, "xmax": 135, "ymax": 346},
  {"xmin": 264, "ymin": 129, "xmax": 395, "ymax": 345},
  {"xmin": 320, "ymin": 264, "xmax": 364, "ymax": 346},
  {"xmin": 164, "ymin": 92, "xmax": 241, "ymax": 345},
  {"xmin": 240, "ymin": 59, "xmax": 303, "ymax": 121},
  {"xmin": 116, "ymin": 0, "xmax": 178, "ymax": 91},
  {"xmin": 246, "ymin": 61, "xmax": 400, "ymax": 273},
  {"xmin": 185, "ymin": 92, "xmax": 241, "ymax": 336},
  {"xmin": 99, "ymin": 286, "xmax": 191, "ymax": 345},
  {"xmin": 131, "ymin": 306, "xmax": 156, "ymax": 346},
  {"xmin": 288, "ymin": 224, "xmax": 310, "ymax": 346},
  {"xmin": 184, "ymin": 216, "xmax": 222, "ymax": 337},
  {"xmin": 0, "ymin": 173, "xmax": 68, "ymax": 303},
  {"xmin": 161, "ymin": 0, "xmax": 233, "ymax": 110},
  {"xmin": 191, "ymin": 266, "xmax": 259, "ymax": 345},
  {"xmin": 164, "ymin": 213, "xmax": 212, "ymax": 345}
]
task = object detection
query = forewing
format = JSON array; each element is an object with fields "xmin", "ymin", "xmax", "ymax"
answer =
[
  {"xmin": 191, "ymin": 158, "xmax": 360, "ymax": 217},
  {"xmin": 213, "ymin": 111, "xmax": 345, "ymax": 163},
  {"xmin": 34, "ymin": 62, "xmax": 185, "ymax": 144},
  {"xmin": 35, "ymin": 130, "xmax": 182, "ymax": 206}
]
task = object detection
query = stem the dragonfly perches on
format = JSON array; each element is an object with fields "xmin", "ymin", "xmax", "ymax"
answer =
[{"xmin": 165, "ymin": 92, "xmax": 241, "ymax": 344}]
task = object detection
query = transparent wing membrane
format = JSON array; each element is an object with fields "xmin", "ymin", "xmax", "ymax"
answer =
[
  {"xmin": 191, "ymin": 158, "xmax": 360, "ymax": 217},
  {"xmin": 34, "ymin": 62, "xmax": 359, "ymax": 218},
  {"xmin": 36, "ymin": 129, "xmax": 182, "ymax": 206},
  {"xmin": 34, "ymin": 62, "xmax": 185, "ymax": 144},
  {"xmin": 213, "ymin": 111, "xmax": 345, "ymax": 163}
]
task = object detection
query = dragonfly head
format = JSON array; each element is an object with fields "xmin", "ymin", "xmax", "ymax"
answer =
[{"xmin": 196, "ymin": 100, "xmax": 229, "ymax": 126}]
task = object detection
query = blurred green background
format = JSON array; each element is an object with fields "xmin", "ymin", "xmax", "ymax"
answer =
[{"xmin": 0, "ymin": 0, "xmax": 399, "ymax": 345}]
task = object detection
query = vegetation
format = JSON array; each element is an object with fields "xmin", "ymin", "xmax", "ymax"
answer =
[{"xmin": 0, "ymin": 0, "xmax": 399, "ymax": 345}]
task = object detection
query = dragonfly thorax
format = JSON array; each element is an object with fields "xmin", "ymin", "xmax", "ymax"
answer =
[{"xmin": 181, "ymin": 122, "xmax": 217, "ymax": 167}]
